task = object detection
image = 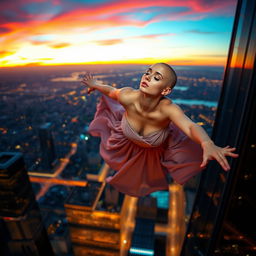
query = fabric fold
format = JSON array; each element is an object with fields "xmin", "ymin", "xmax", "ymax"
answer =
[{"xmin": 88, "ymin": 95, "xmax": 205, "ymax": 197}]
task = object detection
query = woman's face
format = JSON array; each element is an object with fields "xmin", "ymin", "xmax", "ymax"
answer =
[{"xmin": 139, "ymin": 63, "xmax": 172, "ymax": 96}]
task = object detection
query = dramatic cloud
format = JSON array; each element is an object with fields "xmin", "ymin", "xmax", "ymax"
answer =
[
  {"xmin": 49, "ymin": 42, "xmax": 71, "ymax": 48},
  {"xmin": 186, "ymin": 29, "xmax": 220, "ymax": 34},
  {"xmin": 0, "ymin": 0, "xmax": 237, "ymax": 67},
  {"xmin": 134, "ymin": 33, "xmax": 176, "ymax": 39},
  {"xmin": 92, "ymin": 39, "xmax": 123, "ymax": 46},
  {"xmin": 91, "ymin": 33, "xmax": 175, "ymax": 45},
  {"xmin": 0, "ymin": 51, "xmax": 15, "ymax": 58},
  {"xmin": 0, "ymin": 0, "xmax": 237, "ymax": 35},
  {"xmin": 0, "ymin": 26, "xmax": 11, "ymax": 34}
]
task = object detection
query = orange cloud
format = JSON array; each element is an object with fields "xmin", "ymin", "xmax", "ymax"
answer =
[
  {"xmin": 0, "ymin": 51, "xmax": 15, "ymax": 58},
  {"xmin": 23, "ymin": 62, "xmax": 44, "ymax": 67},
  {"xmin": 49, "ymin": 43, "xmax": 71, "ymax": 48},
  {"xmin": 92, "ymin": 39, "xmax": 123, "ymax": 46},
  {"xmin": 134, "ymin": 33, "xmax": 175, "ymax": 39},
  {"xmin": 91, "ymin": 33, "xmax": 175, "ymax": 46},
  {"xmin": 31, "ymin": 40, "xmax": 49, "ymax": 45},
  {"xmin": 92, "ymin": 33, "xmax": 175, "ymax": 46},
  {"xmin": 0, "ymin": 0, "xmax": 236, "ymax": 67},
  {"xmin": 0, "ymin": 0, "xmax": 236, "ymax": 39}
]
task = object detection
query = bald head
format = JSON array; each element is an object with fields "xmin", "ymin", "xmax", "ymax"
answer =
[{"xmin": 157, "ymin": 63, "xmax": 177, "ymax": 89}]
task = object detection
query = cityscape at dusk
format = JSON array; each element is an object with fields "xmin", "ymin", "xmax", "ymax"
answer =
[
  {"xmin": 2, "ymin": 0, "xmax": 256, "ymax": 255},
  {"xmin": 0, "ymin": 63, "xmax": 225, "ymax": 255}
]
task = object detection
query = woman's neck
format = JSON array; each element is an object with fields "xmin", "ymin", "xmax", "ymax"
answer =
[{"xmin": 138, "ymin": 92, "xmax": 163, "ymax": 112}]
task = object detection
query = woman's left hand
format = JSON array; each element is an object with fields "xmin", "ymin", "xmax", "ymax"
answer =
[{"xmin": 200, "ymin": 141, "xmax": 239, "ymax": 171}]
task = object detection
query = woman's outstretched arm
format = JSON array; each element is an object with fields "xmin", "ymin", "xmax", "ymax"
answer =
[
  {"xmin": 81, "ymin": 72, "xmax": 134, "ymax": 106},
  {"xmin": 81, "ymin": 73, "xmax": 120, "ymax": 99},
  {"xmin": 162, "ymin": 102, "xmax": 239, "ymax": 171}
]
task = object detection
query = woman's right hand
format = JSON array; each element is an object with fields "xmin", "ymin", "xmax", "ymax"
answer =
[{"xmin": 81, "ymin": 73, "xmax": 96, "ymax": 94}]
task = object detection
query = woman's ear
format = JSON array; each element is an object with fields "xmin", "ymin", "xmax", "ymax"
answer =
[{"xmin": 161, "ymin": 87, "xmax": 172, "ymax": 96}]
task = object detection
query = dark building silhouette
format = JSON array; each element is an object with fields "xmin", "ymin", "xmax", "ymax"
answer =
[
  {"xmin": 0, "ymin": 220, "xmax": 9, "ymax": 256},
  {"xmin": 181, "ymin": 0, "xmax": 256, "ymax": 255},
  {"xmin": 42, "ymin": 211, "xmax": 72, "ymax": 255},
  {"xmin": 129, "ymin": 196, "xmax": 157, "ymax": 256},
  {"xmin": 38, "ymin": 122, "xmax": 57, "ymax": 170},
  {"xmin": 0, "ymin": 152, "xmax": 54, "ymax": 256}
]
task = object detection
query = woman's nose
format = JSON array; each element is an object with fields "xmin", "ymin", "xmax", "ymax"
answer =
[{"xmin": 145, "ymin": 74, "xmax": 151, "ymax": 81}]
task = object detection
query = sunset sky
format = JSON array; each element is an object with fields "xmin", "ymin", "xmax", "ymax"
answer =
[{"xmin": 0, "ymin": 0, "xmax": 237, "ymax": 67}]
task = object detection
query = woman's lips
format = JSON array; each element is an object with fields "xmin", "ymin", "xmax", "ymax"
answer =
[{"xmin": 141, "ymin": 82, "xmax": 148, "ymax": 87}]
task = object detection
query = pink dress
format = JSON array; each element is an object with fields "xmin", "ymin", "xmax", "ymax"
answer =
[{"xmin": 89, "ymin": 95, "xmax": 205, "ymax": 197}]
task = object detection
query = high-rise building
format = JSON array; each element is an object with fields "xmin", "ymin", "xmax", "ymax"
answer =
[
  {"xmin": 0, "ymin": 152, "xmax": 33, "ymax": 217},
  {"xmin": 181, "ymin": 0, "xmax": 256, "ymax": 255},
  {"xmin": 64, "ymin": 181, "xmax": 128, "ymax": 256},
  {"xmin": 128, "ymin": 196, "xmax": 157, "ymax": 256},
  {"xmin": 38, "ymin": 122, "xmax": 57, "ymax": 171},
  {"xmin": 0, "ymin": 152, "xmax": 54, "ymax": 255}
]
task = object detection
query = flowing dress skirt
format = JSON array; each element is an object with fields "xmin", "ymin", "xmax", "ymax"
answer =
[{"xmin": 89, "ymin": 96, "xmax": 205, "ymax": 197}]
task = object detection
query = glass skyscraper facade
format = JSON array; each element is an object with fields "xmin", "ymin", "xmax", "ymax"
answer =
[{"xmin": 181, "ymin": 0, "xmax": 256, "ymax": 255}]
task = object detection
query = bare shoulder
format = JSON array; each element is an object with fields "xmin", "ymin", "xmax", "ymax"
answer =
[
  {"xmin": 159, "ymin": 97, "xmax": 184, "ymax": 117},
  {"xmin": 118, "ymin": 87, "xmax": 138, "ymax": 106}
]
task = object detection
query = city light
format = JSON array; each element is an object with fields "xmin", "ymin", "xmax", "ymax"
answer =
[
  {"xmin": 80, "ymin": 134, "xmax": 89, "ymax": 141},
  {"xmin": 2, "ymin": 0, "xmax": 256, "ymax": 255},
  {"xmin": 130, "ymin": 247, "xmax": 154, "ymax": 255}
]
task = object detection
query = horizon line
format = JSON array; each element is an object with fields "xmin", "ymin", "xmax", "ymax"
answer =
[{"xmin": 0, "ymin": 62, "xmax": 225, "ymax": 69}]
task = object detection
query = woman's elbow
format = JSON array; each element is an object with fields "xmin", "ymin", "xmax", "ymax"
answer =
[{"xmin": 109, "ymin": 88, "xmax": 119, "ymax": 100}]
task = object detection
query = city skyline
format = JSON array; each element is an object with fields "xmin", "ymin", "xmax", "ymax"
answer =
[
  {"xmin": 1, "ymin": 0, "xmax": 255, "ymax": 254},
  {"xmin": 0, "ymin": 65, "xmax": 222, "ymax": 172},
  {"xmin": 0, "ymin": 0, "xmax": 237, "ymax": 67},
  {"xmin": 0, "ymin": 65, "xmax": 222, "ymax": 255}
]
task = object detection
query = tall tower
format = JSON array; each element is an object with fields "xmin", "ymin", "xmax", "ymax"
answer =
[
  {"xmin": 128, "ymin": 196, "xmax": 157, "ymax": 256},
  {"xmin": 65, "ymin": 181, "xmax": 127, "ymax": 256},
  {"xmin": 38, "ymin": 122, "xmax": 56, "ymax": 170},
  {"xmin": 181, "ymin": 0, "xmax": 256, "ymax": 255},
  {"xmin": 0, "ymin": 152, "xmax": 54, "ymax": 255}
]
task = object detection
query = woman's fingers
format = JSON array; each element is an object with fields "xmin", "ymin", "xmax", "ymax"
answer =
[
  {"xmin": 201, "ymin": 145, "xmax": 238, "ymax": 171},
  {"xmin": 223, "ymin": 147, "xmax": 239, "ymax": 157},
  {"xmin": 226, "ymin": 147, "xmax": 236, "ymax": 151},
  {"xmin": 224, "ymin": 146, "xmax": 238, "ymax": 152},
  {"xmin": 226, "ymin": 152, "xmax": 239, "ymax": 157},
  {"xmin": 215, "ymin": 146, "xmax": 239, "ymax": 171},
  {"xmin": 81, "ymin": 72, "xmax": 95, "ymax": 94},
  {"xmin": 82, "ymin": 72, "xmax": 93, "ymax": 82},
  {"xmin": 217, "ymin": 152, "xmax": 230, "ymax": 171},
  {"xmin": 200, "ymin": 156, "xmax": 208, "ymax": 168},
  {"xmin": 82, "ymin": 74, "xmax": 89, "ymax": 83}
]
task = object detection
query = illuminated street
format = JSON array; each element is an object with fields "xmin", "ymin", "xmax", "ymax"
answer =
[{"xmin": 29, "ymin": 141, "xmax": 88, "ymax": 200}]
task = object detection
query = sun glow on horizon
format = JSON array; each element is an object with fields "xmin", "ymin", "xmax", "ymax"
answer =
[{"xmin": 0, "ymin": 0, "xmax": 237, "ymax": 68}]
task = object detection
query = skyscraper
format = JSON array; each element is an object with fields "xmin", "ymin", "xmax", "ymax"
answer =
[
  {"xmin": 38, "ymin": 122, "xmax": 57, "ymax": 171},
  {"xmin": 129, "ymin": 196, "xmax": 157, "ymax": 256},
  {"xmin": 181, "ymin": 0, "xmax": 256, "ymax": 255},
  {"xmin": 0, "ymin": 152, "xmax": 54, "ymax": 255},
  {"xmin": 64, "ymin": 181, "xmax": 127, "ymax": 256}
]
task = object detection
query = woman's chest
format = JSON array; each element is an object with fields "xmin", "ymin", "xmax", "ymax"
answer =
[{"xmin": 124, "ymin": 110, "xmax": 169, "ymax": 137}]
